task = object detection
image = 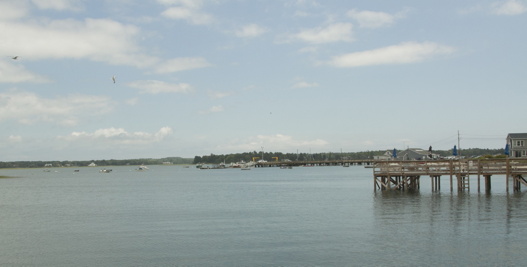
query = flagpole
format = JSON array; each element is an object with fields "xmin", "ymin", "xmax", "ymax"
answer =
[{"xmin": 457, "ymin": 130, "xmax": 461, "ymax": 158}]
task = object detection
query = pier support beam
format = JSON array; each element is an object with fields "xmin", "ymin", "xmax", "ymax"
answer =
[
  {"xmin": 513, "ymin": 175, "xmax": 521, "ymax": 192},
  {"xmin": 484, "ymin": 175, "xmax": 492, "ymax": 193},
  {"xmin": 374, "ymin": 175, "xmax": 420, "ymax": 191},
  {"xmin": 457, "ymin": 174, "xmax": 470, "ymax": 192},
  {"xmin": 513, "ymin": 175, "xmax": 527, "ymax": 192},
  {"xmin": 430, "ymin": 175, "xmax": 441, "ymax": 192}
]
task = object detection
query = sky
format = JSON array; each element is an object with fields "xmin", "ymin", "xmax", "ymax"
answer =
[{"xmin": 1, "ymin": 0, "xmax": 526, "ymax": 161}]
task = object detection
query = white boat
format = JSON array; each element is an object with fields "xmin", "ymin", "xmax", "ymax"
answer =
[
  {"xmin": 100, "ymin": 169, "xmax": 112, "ymax": 173},
  {"xmin": 137, "ymin": 165, "xmax": 149, "ymax": 171},
  {"xmin": 241, "ymin": 163, "xmax": 252, "ymax": 170}
]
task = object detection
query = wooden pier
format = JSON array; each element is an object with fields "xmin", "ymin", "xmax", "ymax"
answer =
[{"xmin": 373, "ymin": 159, "xmax": 527, "ymax": 192}]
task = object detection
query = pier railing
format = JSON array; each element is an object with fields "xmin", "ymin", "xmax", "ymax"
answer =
[{"xmin": 373, "ymin": 159, "xmax": 527, "ymax": 177}]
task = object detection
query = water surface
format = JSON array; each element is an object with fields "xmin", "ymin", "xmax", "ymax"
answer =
[{"xmin": 1, "ymin": 166, "xmax": 526, "ymax": 266}]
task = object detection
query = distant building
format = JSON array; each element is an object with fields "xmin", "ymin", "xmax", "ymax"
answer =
[
  {"xmin": 394, "ymin": 148, "xmax": 439, "ymax": 161},
  {"xmin": 88, "ymin": 162, "xmax": 97, "ymax": 167},
  {"xmin": 374, "ymin": 151, "xmax": 393, "ymax": 160},
  {"xmin": 507, "ymin": 133, "xmax": 527, "ymax": 158}
]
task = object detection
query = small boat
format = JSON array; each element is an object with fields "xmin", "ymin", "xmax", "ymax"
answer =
[
  {"xmin": 137, "ymin": 165, "xmax": 149, "ymax": 171},
  {"xmin": 240, "ymin": 163, "xmax": 253, "ymax": 170},
  {"xmin": 100, "ymin": 169, "xmax": 112, "ymax": 173}
]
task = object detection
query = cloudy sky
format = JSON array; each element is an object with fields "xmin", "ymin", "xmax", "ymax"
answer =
[{"xmin": 1, "ymin": 0, "xmax": 526, "ymax": 161}]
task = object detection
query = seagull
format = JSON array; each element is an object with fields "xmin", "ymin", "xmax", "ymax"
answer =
[
  {"xmin": 112, "ymin": 75, "xmax": 116, "ymax": 83},
  {"xmin": 12, "ymin": 56, "xmax": 18, "ymax": 60}
]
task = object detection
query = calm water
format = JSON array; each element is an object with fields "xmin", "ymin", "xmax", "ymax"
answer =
[{"xmin": 1, "ymin": 165, "xmax": 526, "ymax": 266}]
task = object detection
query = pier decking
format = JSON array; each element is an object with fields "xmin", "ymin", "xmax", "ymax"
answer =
[{"xmin": 373, "ymin": 159, "xmax": 527, "ymax": 192}]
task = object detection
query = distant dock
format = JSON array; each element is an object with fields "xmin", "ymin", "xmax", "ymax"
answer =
[{"xmin": 254, "ymin": 160, "xmax": 375, "ymax": 168}]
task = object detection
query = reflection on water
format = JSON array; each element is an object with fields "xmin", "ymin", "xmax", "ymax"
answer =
[{"xmin": 372, "ymin": 190, "xmax": 527, "ymax": 266}]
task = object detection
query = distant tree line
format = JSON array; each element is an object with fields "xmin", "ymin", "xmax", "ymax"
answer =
[
  {"xmin": 193, "ymin": 148, "xmax": 506, "ymax": 164},
  {"xmin": 433, "ymin": 148, "xmax": 505, "ymax": 158},
  {"xmin": 0, "ymin": 157, "xmax": 193, "ymax": 169},
  {"xmin": 0, "ymin": 148, "xmax": 506, "ymax": 168}
]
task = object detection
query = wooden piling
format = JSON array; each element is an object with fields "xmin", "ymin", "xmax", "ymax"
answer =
[{"xmin": 484, "ymin": 175, "xmax": 491, "ymax": 193}]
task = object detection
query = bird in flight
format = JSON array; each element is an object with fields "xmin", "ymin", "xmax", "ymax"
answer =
[
  {"xmin": 112, "ymin": 75, "xmax": 116, "ymax": 83},
  {"xmin": 12, "ymin": 56, "xmax": 18, "ymax": 60}
]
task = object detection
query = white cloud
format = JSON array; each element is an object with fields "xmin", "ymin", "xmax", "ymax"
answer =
[
  {"xmin": 127, "ymin": 80, "xmax": 194, "ymax": 94},
  {"xmin": 31, "ymin": 0, "xmax": 83, "ymax": 11},
  {"xmin": 328, "ymin": 42, "xmax": 455, "ymax": 68},
  {"xmin": 292, "ymin": 81, "xmax": 319, "ymax": 88},
  {"xmin": 0, "ymin": 90, "xmax": 113, "ymax": 125},
  {"xmin": 160, "ymin": 0, "xmax": 213, "ymax": 25},
  {"xmin": 285, "ymin": 0, "xmax": 320, "ymax": 8},
  {"xmin": 235, "ymin": 24, "xmax": 268, "ymax": 38},
  {"xmin": 491, "ymin": 0, "xmax": 527, "ymax": 15},
  {"xmin": 0, "ymin": 1, "xmax": 28, "ymax": 20},
  {"xmin": 0, "ymin": 60, "xmax": 50, "ymax": 83},
  {"xmin": 157, "ymin": 0, "xmax": 203, "ymax": 9},
  {"xmin": 347, "ymin": 9, "xmax": 397, "ymax": 28},
  {"xmin": 0, "ymin": 18, "xmax": 160, "ymax": 68},
  {"xmin": 293, "ymin": 23, "xmax": 353, "ymax": 44},
  {"xmin": 153, "ymin": 57, "xmax": 212, "ymax": 73},
  {"xmin": 161, "ymin": 7, "xmax": 198, "ymax": 23},
  {"xmin": 0, "ymin": 5, "xmax": 213, "ymax": 77},
  {"xmin": 60, "ymin": 127, "xmax": 173, "ymax": 145}
]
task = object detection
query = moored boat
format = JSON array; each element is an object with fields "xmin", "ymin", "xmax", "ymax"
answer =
[{"xmin": 137, "ymin": 165, "xmax": 149, "ymax": 171}]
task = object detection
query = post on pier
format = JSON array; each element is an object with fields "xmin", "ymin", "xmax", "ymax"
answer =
[
  {"xmin": 449, "ymin": 160, "xmax": 454, "ymax": 192},
  {"xmin": 484, "ymin": 175, "xmax": 492, "ymax": 193},
  {"xmin": 430, "ymin": 175, "xmax": 441, "ymax": 192},
  {"xmin": 506, "ymin": 157, "xmax": 510, "ymax": 193},
  {"xmin": 477, "ymin": 174, "xmax": 480, "ymax": 193}
]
